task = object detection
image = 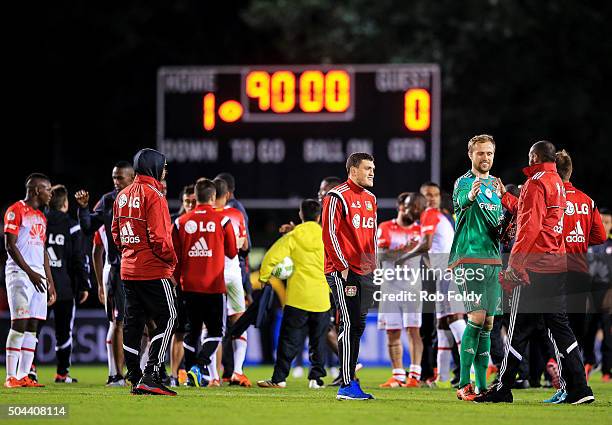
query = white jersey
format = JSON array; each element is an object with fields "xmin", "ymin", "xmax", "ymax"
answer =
[
  {"xmin": 3, "ymin": 201, "xmax": 47, "ymax": 275},
  {"xmin": 420, "ymin": 207, "xmax": 455, "ymax": 254}
]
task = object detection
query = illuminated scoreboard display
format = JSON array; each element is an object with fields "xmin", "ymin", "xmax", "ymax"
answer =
[{"xmin": 157, "ymin": 64, "xmax": 440, "ymax": 205}]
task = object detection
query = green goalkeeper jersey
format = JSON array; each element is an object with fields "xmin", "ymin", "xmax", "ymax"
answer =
[{"xmin": 448, "ymin": 170, "xmax": 503, "ymax": 268}]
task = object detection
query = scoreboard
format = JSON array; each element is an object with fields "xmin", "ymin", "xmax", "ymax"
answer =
[{"xmin": 157, "ymin": 64, "xmax": 440, "ymax": 207}]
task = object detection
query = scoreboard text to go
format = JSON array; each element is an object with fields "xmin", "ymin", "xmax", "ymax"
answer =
[{"xmin": 201, "ymin": 69, "xmax": 431, "ymax": 132}]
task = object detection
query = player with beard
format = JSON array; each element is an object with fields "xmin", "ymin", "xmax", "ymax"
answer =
[
  {"xmin": 75, "ymin": 161, "xmax": 134, "ymax": 385},
  {"xmin": 448, "ymin": 135, "xmax": 503, "ymax": 401}
]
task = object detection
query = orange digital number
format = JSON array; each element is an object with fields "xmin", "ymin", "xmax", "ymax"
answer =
[
  {"xmin": 299, "ymin": 70, "xmax": 325, "ymax": 113},
  {"xmin": 324, "ymin": 70, "xmax": 350, "ymax": 113},
  {"xmin": 404, "ymin": 88, "xmax": 430, "ymax": 131},
  {"xmin": 246, "ymin": 71, "xmax": 271, "ymax": 111},
  {"xmin": 270, "ymin": 71, "xmax": 296, "ymax": 113},
  {"xmin": 203, "ymin": 93, "xmax": 215, "ymax": 131}
]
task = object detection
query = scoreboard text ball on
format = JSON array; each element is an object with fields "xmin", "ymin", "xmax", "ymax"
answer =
[{"xmin": 157, "ymin": 64, "xmax": 440, "ymax": 208}]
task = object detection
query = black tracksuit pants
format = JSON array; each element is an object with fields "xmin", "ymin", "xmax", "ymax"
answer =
[
  {"xmin": 271, "ymin": 305, "xmax": 328, "ymax": 383},
  {"xmin": 182, "ymin": 292, "xmax": 226, "ymax": 370},
  {"xmin": 497, "ymin": 272, "xmax": 588, "ymax": 394},
  {"xmin": 52, "ymin": 299, "xmax": 76, "ymax": 375},
  {"xmin": 326, "ymin": 270, "xmax": 374, "ymax": 386},
  {"xmin": 123, "ymin": 279, "xmax": 177, "ymax": 382}
]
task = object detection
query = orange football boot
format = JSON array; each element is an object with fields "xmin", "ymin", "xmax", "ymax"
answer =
[
  {"xmin": 4, "ymin": 377, "xmax": 24, "ymax": 388},
  {"xmin": 20, "ymin": 376, "xmax": 45, "ymax": 387},
  {"xmin": 456, "ymin": 383, "xmax": 476, "ymax": 401},
  {"xmin": 379, "ymin": 377, "xmax": 406, "ymax": 388}
]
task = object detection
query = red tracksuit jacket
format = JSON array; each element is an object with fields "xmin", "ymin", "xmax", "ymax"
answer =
[
  {"xmin": 322, "ymin": 179, "xmax": 377, "ymax": 275},
  {"xmin": 172, "ymin": 204, "xmax": 237, "ymax": 294},
  {"xmin": 502, "ymin": 162, "xmax": 566, "ymax": 273},
  {"xmin": 562, "ymin": 181, "xmax": 606, "ymax": 273},
  {"xmin": 112, "ymin": 175, "xmax": 177, "ymax": 280}
]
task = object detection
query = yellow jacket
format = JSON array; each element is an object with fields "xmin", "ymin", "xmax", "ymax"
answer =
[{"xmin": 259, "ymin": 221, "xmax": 330, "ymax": 312}]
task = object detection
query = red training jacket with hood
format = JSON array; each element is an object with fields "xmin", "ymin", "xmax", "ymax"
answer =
[{"xmin": 111, "ymin": 148, "xmax": 177, "ymax": 280}]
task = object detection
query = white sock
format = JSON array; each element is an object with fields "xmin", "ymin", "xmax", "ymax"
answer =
[
  {"xmin": 449, "ymin": 319, "xmax": 466, "ymax": 346},
  {"xmin": 232, "ymin": 333, "xmax": 248, "ymax": 375},
  {"xmin": 208, "ymin": 350, "xmax": 219, "ymax": 381},
  {"xmin": 409, "ymin": 364, "xmax": 422, "ymax": 380},
  {"xmin": 140, "ymin": 337, "xmax": 150, "ymax": 371},
  {"xmin": 106, "ymin": 323, "xmax": 117, "ymax": 376},
  {"xmin": 436, "ymin": 329, "xmax": 453, "ymax": 382},
  {"xmin": 17, "ymin": 332, "xmax": 37, "ymax": 380},
  {"xmin": 392, "ymin": 368, "xmax": 406, "ymax": 383},
  {"xmin": 5, "ymin": 329, "xmax": 25, "ymax": 379}
]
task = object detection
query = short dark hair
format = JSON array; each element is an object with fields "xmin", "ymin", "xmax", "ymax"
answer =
[
  {"xmin": 322, "ymin": 176, "xmax": 342, "ymax": 187},
  {"xmin": 599, "ymin": 207, "xmax": 611, "ymax": 216},
  {"xmin": 420, "ymin": 181, "xmax": 440, "ymax": 192},
  {"xmin": 213, "ymin": 178, "xmax": 229, "ymax": 198},
  {"xmin": 346, "ymin": 152, "xmax": 374, "ymax": 174},
  {"xmin": 404, "ymin": 192, "xmax": 426, "ymax": 209},
  {"xmin": 301, "ymin": 199, "xmax": 321, "ymax": 222},
  {"xmin": 555, "ymin": 150, "xmax": 572, "ymax": 181},
  {"xmin": 114, "ymin": 160, "xmax": 133, "ymax": 169},
  {"xmin": 215, "ymin": 172, "xmax": 235, "ymax": 192},
  {"xmin": 49, "ymin": 185, "xmax": 68, "ymax": 210},
  {"xmin": 195, "ymin": 178, "xmax": 217, "ymax": 203},
  {"xmin": 396, "ymin": 192, "xmax": 410, "ymax": 206},
  {"xmin": 180, "ymin": 184, "xmax": 195, "ymax": 198},
  {"xmin": 532, "ymin": 140, "xmax": 556, "ymax": 163},
  {"xmin": 25, "ymin": 173, "xmax": 50, "ymax": 188},
  {"xmin": 505, "ymin": 184, "xmax": 521, "ymax": 198}
]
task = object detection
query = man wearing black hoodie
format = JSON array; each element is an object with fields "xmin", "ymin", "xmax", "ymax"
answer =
[
  {"xmin": 46, "ymin": 185, "xmax": 90, "ymax": 383},
  {"xmin": 75, "ymin": 160, "xmax": 134, "ymax": 385},
  {"xmin": 111, "ymin": 148, "xmax": 177, "ymax": 396}
]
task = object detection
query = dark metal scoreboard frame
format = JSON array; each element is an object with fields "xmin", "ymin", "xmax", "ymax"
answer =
[{"xmin": 157, "ymin": 64, "xmax": 440, "ymax": 209}]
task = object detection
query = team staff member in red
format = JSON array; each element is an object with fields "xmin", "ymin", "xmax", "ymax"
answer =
[
  {"xmin": 322, "ymin": 152, "xmax": 377, "ymax": 400},
  {"xmin": 477, "ymin": 141, "xmax": 594, "ymax": 404},
  {"xmin": 173, "ymin": 178, "xmax": 237, "ymax": 388},
  {"xmin": 111, "ymin": 148, "xmax": 177, "ymax": 396},
  {"xmin": 555, "ymin": 150, "xmax": 606, "ymax": 380}
]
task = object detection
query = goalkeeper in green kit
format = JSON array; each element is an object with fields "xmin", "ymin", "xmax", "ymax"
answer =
[{"xmin": 449, "ymin": 134, "xmax": 503, "ymax": 401}]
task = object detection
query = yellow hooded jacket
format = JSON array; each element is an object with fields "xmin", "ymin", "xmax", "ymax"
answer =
[{"xmin": 259, "ymin": 221, "xmax": 330, "ymax": 312}]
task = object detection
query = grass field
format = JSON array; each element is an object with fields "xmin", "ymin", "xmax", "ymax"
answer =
[{"xmin": 1, "ymin": 365, "xmax": 610, "ymax": 425}]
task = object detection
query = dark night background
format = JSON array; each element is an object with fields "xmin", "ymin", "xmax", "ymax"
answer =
[{"xmin": 7, "ymin": 1, "xmax": 612, "ymax": 240}]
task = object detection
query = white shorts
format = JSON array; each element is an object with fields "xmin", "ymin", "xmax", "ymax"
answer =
[
  {"xmin": 6, "ymin": 270, "xmax": 48, "ymax": 321},
  {"xmin": 377, "ymin": 279, "xmax": 422, "ymax": 330},
  {"xmin": 225, "ymin": 268, "xmax": 245, "ymax": 316},
  {"xmin": 377, "ymin": 311, "xmax": 422, "ymax": 330},
  {"xmin": 435, "ymin": 276, "xmax": 465, "ymax": 319}
]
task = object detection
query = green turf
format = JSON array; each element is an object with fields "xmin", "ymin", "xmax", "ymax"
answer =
[{"xmin": 1, "ymin": 365, "xmax": 610, "ymax": 425}]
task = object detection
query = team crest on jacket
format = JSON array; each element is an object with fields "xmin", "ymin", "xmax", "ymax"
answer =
[
  {"xmin": 184, "ymin": 220, "xmax": 198, "ymax": 234},
  {"xmin": 345, "ymin": 286, "xmax": 357, "ymax": 297},
  {"xmin": 365, "ymin": 200, "xmax": 373, "ymax": 211},
  {"xmin": 352, "ymin": 214, "xmax": 361, "ymax": 229},
  {"xmin": 485, "ymin": 188, "xmax": 492, "ymax": 199},
  {"xmin": 118, "ymin": 193, "xmax": 128, "ymax": 208}
]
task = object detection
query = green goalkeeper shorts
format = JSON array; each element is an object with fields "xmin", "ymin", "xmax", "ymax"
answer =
[{"xmin": 454, "ymin": 263, "xmax": 502, "ymax": 316}]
